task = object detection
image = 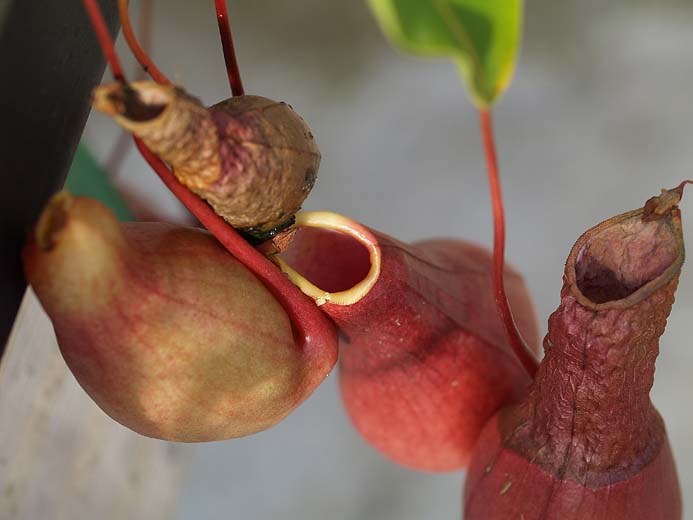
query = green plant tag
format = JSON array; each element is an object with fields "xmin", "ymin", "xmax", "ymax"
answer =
[
  {"xmin": 367, "ymin": 0, "xmax": 522, "ymax": 107},
  {"xmin": 65, "ymin": 144, "xmax": 133, "ymax": 221}
]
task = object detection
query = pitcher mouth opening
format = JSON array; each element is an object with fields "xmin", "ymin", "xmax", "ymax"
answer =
[
  {"xmin": 93, "ymin": 81, "xmax": 171, "ymax": 126},
  {"xmin": 567, "ymin": 208, "xmax": 683, "ymax": 309},
  {"xmin": 271, "ymin": 212, "xmax": 381, "ymax": 306}
]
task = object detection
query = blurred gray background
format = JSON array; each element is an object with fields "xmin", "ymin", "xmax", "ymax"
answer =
[{"xmin": 82, "ymin": 1, "xmax": 693, "ymax": 518}]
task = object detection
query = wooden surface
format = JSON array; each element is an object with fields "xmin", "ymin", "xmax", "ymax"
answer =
[{"xmin": 0, "ymin": 290, "xmax": 190, "ymax": 520}]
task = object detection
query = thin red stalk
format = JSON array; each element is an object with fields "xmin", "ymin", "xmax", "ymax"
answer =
[
  {"xmin": 136, "ymin": 0, "xmax": 154, "ymax": 80},
  {"xmin": 118, "ymin": 0, "xmax": 170, "ymax": 85},
  {"xmin": 81, "ymin": 0, "xmax": 126, "ymax": 82},
  {"xmin": 106, "ymin": 0, "xmax": 157, "ymax": 179},
  {"xmin": 478, "ymin": 109, "xmax": 539, "ymax": 378},
  {"xmin": 214, "ymin": 0, "xmax": 245, "ymax": 96},
  {"xmin": 133, "ymin": 138, "xmax": 330, "ymax": 341}
]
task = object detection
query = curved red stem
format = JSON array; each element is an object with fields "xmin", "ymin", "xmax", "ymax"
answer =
[
  {"xmin": 478, "ymin": 109, "xmax": 539, "ymax": 378},
  {"xmin": 214, "ymin": 0, "xmax": 245, "ymax": 96},
  {"xmin": 134, "ymin": 138, "xmax": 334, "ymax": 350},
  {"xmin": 118, "ymin": 0, "xmax": 171, "ymax": 85},
  {"xmin": 136, "ymin": 0, "xmax": 154, "ymax": 80},
  {"xmin": 81, "ymin": 0, "xmax": 125, "ymax": 82},
  {"xmin": 106, "ymin": 0, "xmax": 159, "ymax": 179}
]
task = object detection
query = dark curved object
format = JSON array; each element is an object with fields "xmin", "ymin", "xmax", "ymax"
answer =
[{"xmin": 0, "ymin": 0, "xmax": 118, "ymax": 354}]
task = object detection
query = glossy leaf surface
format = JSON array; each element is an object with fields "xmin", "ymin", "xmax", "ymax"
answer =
[{"xmin": 368, "ymin": 0, "xmax": 522, "ymax": 106}]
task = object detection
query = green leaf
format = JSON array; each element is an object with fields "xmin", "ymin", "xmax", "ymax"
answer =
[
  {"xmin": 65, "ymin": 144, "xmax": 133, "ymax": 221},
  {"xmin": 367, "ymin": 0, "xmax": 522, "ymax": 107}
]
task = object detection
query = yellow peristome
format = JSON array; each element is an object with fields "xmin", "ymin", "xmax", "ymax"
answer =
[{"xmin": 272, "ymin": 211, "xmax": 381, "ymax": 307}]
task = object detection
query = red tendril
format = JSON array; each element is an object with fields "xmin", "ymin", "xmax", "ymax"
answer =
[
  {"xmin": 81, "ymin": 0, "xmax": 125, "ymax": 82},
  {"xmin": 479, "ymin": 109, "xmax": 539, "ymax": 378},
  {"xmin": 118, "ymin": 0, "xmax": 171, "ymax": 85},
  {"xmin": 106, "ymin": 0, "xmax": 159, "ymax": 179},
  {"xmin": 214, "ymin": 0, "xmax": 245, "ymax": 96},
  {"xmin": 134, "ymin": 138, "xmax": 333, "ymax": 347}
]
